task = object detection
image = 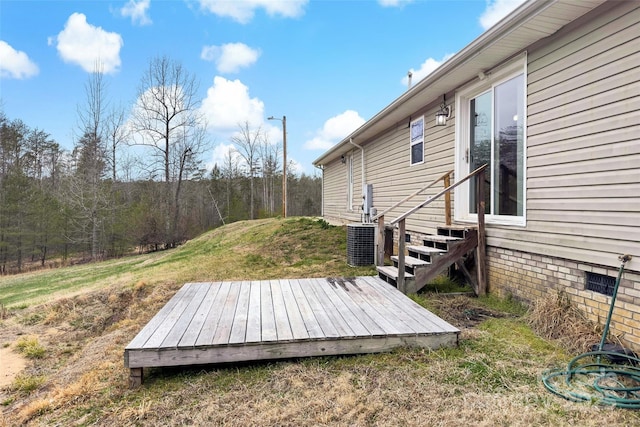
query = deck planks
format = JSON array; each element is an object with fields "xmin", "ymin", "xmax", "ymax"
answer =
[
  {"xmin": 271, "ymin": 279, "xmax": 294, "ymax": 342},
  {"xmin": 289, "ymin": 279, "xmax": 326, "ymax": 339},
  {"xmin": 125, "ymin": 277, "xmax": 460, "ymax": 373},
  {"xmin": 245, "ymin": 281, "xmax": 262, "ymax": 343},
  {"xmin": 195, "ymin": 281, "xmax": 231, "ymax": 346},
  {"xmin": 212, "ymin": 281, "xmax": 242, "ymax": 345},
  {"xmin": 161, "ymin": 282, "xmax": 211, "ymax": 347},
  {"xmin": 260, "ymin": 281, "xmax": 278, "ymax": 342},
  {"xmin": 228, "ymin": 281, "xmax": 251, "ymax": 345},
  {"xmin": 143, "ymin": 283, "xmax": 201, "ymax": 349},
  {"xmin": 280, "ymin": 279, "xmax": 310, "ymax": 340}
]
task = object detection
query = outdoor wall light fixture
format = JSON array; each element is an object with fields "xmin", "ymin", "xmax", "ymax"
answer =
[
  {"xmin": 341, "ymin": 155, "xmax": 346, "ymax": 164},
  {"xmin": 435, "ymin": 94, "xmax": 451, "ymax": 126}
]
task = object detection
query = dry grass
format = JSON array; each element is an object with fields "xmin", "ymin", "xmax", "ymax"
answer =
[
  {"xmin": 1, "ymin": 218, "xmax": 639, "ymax": 426},
  {"xmin": 15, "ymin": 337, "xmax": 45, "ymax": 359},
  {"xmin": 527, "ymin": 290, "xmax": 604, "ymax": 354}
]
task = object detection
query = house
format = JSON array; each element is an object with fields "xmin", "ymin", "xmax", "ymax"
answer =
[{"xmin": 313, "ymin": 0, "xmax": 640, "ymax": 349}]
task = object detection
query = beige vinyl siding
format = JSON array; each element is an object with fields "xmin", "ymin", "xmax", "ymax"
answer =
[
  {"xmin": 322, "ymin": 156, "xmax": 359, "ymax": 224},
  {"xmin": 321, "ymin": 102, "xmax": 456, "ymax": 231},
  {"xmin": 489, "ymin": 1, "xmax": 640, "ymax": 272},
  {"xmin": 365, "ymin": 103, "xmax": 456, "ymax": 234}
]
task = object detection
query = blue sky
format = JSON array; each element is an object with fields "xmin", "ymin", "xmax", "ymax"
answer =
[{"xmin": 0, "ymin": 0, "xmax": 525, "ymax": 176}]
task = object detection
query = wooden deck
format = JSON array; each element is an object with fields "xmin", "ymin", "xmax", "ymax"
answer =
[{"xmin": 124, "ymin": 276, "xmax": 459, "ymax": 385}]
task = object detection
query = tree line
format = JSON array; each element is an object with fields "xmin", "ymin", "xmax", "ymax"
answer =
[{"xmin": 0, "ymin": 56, "xmax": 321, "ymax": 274}]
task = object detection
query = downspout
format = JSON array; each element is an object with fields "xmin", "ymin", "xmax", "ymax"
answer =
[
  {"xmin": 348, "ymin": 138, "xmax": 366, "ymax": 222},
  {"xmin": 314, "ymin": 164, "xmax": 324, "ymax": 217}
]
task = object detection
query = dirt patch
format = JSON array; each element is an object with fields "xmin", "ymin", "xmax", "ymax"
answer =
[
  {"xmin": 0, "ymin": 346, "xmax": 26, "ymax": 389},
  {"xmin": 426, "ymin": 295, "xmax": 513, "ymax": 328}
]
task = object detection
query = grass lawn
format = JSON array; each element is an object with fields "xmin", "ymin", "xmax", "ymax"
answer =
[{"xmin": 1, "ymin": 217, "xmax": 639, "ymax": 426}]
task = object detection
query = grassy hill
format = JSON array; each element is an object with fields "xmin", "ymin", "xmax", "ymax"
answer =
[
  {"xmin": 1, "ymin": 217, "xmax": 638, "ymax": 426},
  {"xmin": 0, "ymin": 217, "xmax": 374, "ymax": 309}
]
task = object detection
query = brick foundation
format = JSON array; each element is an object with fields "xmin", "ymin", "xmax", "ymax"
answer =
[{"xmin": 487, "ymin": 246, "xmax": 640, "ymax": 350}]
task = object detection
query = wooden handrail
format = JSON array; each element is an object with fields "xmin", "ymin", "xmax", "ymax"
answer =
[
  {"xmin": 381, "ymin": 163, "xmax": 488, "ymax": 296},
  {"xmin": 372, "ymin": 170, "xmax": 453, "ymax": 222},
  {"xmin": 389, "ymin": 164, "xmax": 488, "ymax": 226}
]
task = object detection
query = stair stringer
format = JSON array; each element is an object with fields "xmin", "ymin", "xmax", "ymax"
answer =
[{"xmin": 413, "ymin": 229, "xmax": 478, "ymax": 293}]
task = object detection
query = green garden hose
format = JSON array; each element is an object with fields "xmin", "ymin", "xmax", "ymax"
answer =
[{"xmin": 541, "ymin": 254, "xmax": 640, "ymax": 408}]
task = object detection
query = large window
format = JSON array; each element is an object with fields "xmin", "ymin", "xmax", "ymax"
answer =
[
  {"xmin": 455, "ymin": 56, "xmax": 526, "ymax": 225},
  {"xmin": 410, "ymin": 116, "xmax": 424, "ymax": 165}
]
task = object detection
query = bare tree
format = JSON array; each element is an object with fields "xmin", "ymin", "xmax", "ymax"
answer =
[
  {"xmin": 220, "ymin": 147, "xmax": 241, "ymax": 221},
  {"xmin": 131, "ymin": 55, "xmax": 207, "ymax": 246},
  {"xmin": 71, "ymin": 63, "xmax": 108, "ymax": 260},
  {"xmin": 259, "ymin": 135, "xmax": 281, "ymax": 216},
  {"xmin": 105, "ymin": 104, "xmax": 129, "ymax": 182},
  {"xmin": 170, "ymin": 125, "xmax": 207, "ymax": 241},
  {"xmin": 131, "ymin": 55, "xmax": 202, "ymax": 183},
  {"xmin": 231, "ymin": 121, "xmax": 262, "ymax": 220},
  {"xmin": 77, "ymin": 61, "xmax": 107, "ymax": 144},
  {"xmin": 65, "ymin": 131, "xmax": 107, "ymax": 259}
]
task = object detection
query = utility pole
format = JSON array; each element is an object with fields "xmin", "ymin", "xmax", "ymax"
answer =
[{"xmin": 268, "ymin": 115, "xmax": 287, "ymax": 217}]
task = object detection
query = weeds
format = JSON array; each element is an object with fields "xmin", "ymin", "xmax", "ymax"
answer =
[
  {"xmin": 15, "ymin": 336, "xmax": 45, "ymax": 359},
  {"xmin": 317, "ymin": 218, "xmax": 332, "ymax": 229},
  {"xmin": 479, "ymin": 293, "xmax": 528, "ymax": 316},
  {"xmin": 11, "ymin": 374, "xmax": 46, "ymax": 394},
  {"xmin": 527, "ymin": 290, "xmax": 603, "ymax": 354},
  {"xmin": 19, "ymin": 311, "xmax": 45, "ymax": 326},
  {"xmin": 422, "ymin": 274, "xmax": 473, "ymax": 294}
]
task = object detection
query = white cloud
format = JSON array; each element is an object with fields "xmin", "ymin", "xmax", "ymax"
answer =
[
  {"xmin": 197, "ymin": 0, "xmax": 308, "ymax": 24},
  {"xmin": 0, "ymin": 41, "xmax": 39, "ymax": 79},
  {"xmin": 200, "ymin": 76, "xmax": 265, "ymax": 132},
  {"xmin": 479, "ymin": 0, "xmax": 526, "ymax": 30},
  {"xmin": 378, "ymin": 0, "xmax": 413, "ymax": 7},
  {"xmin": 402, "ymin": 53, "xmax": 454, "ymax": 86},
  {"xmin": 208, "ymin": 142, "xmax": 238, "ymax": 169},
  {"xmin": 304, "ymin": 110, "xmax": 365, "ymax": 150},
  {"xmin": 54, "ymin": 13, "xmax": 123, "ymax": 73},
  {"xmin": 121, "ymin": 0, "xmax": 152, "ymax": 26},
  {"xmin": 287, "ymin": 157, "xmax": 304, "ymax": 176},
  {"xmin": 201, "ymin": 43, "xmax": 260, "ymax": 74}
]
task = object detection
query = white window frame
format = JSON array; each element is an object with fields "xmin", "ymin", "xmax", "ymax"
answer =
[
  {"xmin": 409, "ymin": 115, "xmax": 424, "ymax": 166},
  {"xmin": 454, "ymin": 53, "xmax": 527, "ymax": 227}
]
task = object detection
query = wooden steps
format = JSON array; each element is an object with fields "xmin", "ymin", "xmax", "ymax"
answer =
[
  {"xmin": 376, "ymin": 265, "xmax": 415, "ymax": 290},
  {"xmin": 377, "ymin": 225, "xmax": 478, "ymax": 294},
  {"xmin": 390, "ymin": 255, "xmax": 430, "ymax": 268},
  {"xmin": 406, "ymin": 246, "xmax": 446, "ymax": 262}
]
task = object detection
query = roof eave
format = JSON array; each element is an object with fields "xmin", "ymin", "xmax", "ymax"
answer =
[{"xmin": 313, "ymin": 0, "xmax": 606, "ymax": 166}]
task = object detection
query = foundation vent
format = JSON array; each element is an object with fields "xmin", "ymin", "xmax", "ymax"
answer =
[{"xmin": 586, "ymin": 272, "xmax": 615, "ymax": 296}]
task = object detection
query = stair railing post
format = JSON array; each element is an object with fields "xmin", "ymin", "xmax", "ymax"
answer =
[
  {"xmin": 397, "ymin": 218, "xmax": 406, "ymax": 293},
  {"xmin": 444, "ymin": 173, "xmax": 452, "ymax": 226},
  {"xmin": 476, "ymin": 169, "xmax": 487, "ymax": 296},
  {"xmin": 376, "ymin": 215, "xmax": 385, "ymax": 266}
]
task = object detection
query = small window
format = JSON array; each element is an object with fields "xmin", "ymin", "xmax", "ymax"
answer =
[
  {"xmin": 410, "ymin": 116, "xmax": 424, "ymax": 165},
  {"xmin": 586, "ymin": 272, "xmax": 616, "ymax": 296}
]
